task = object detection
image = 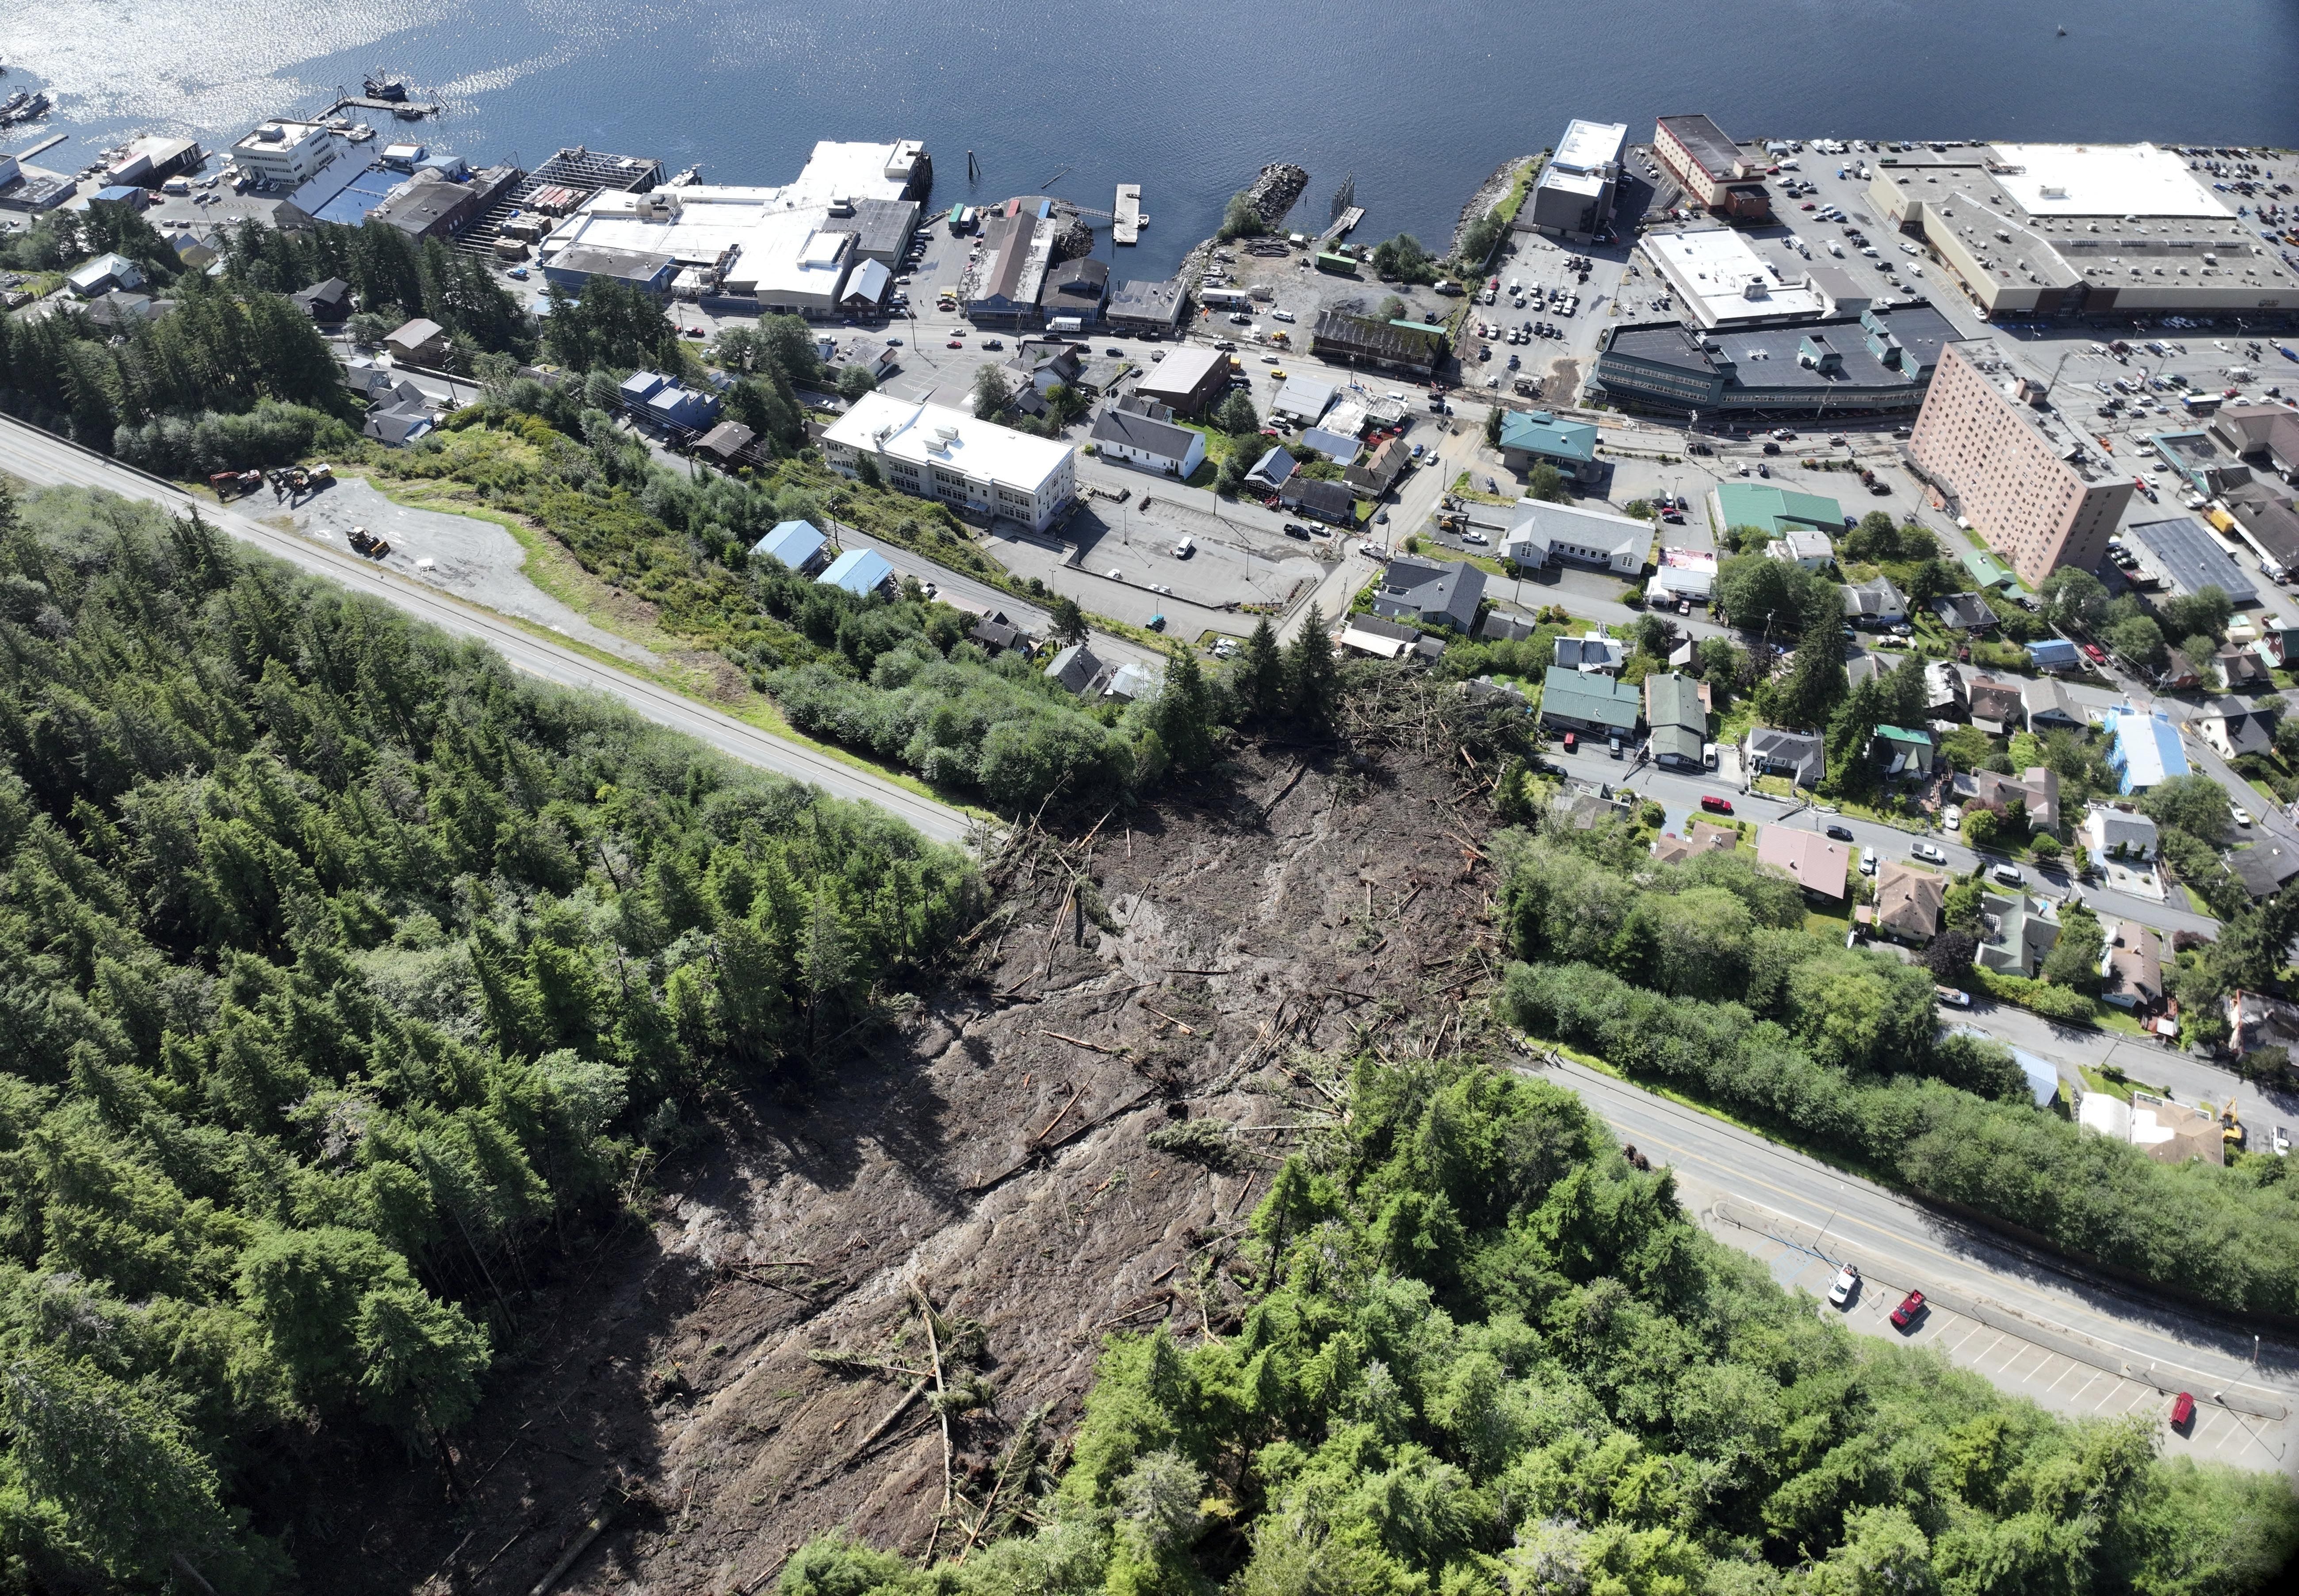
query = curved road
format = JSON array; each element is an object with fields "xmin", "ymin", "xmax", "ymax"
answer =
[{"xmin": 0, "ymin": 418, "xmax": 977, "ymax": 848}]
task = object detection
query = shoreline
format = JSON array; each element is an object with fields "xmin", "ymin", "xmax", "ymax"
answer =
[{"xmin": 1452, "ymin": 153, "xmax": 1536, "ymax": 255}]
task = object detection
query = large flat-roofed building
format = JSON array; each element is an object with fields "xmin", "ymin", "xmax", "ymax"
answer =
[
  {"xmin": 231, "ymin": 120, "xmax": 344, "ymax": 190},
  {"xmin": 1589, "ymin": 302, "xmax": 1956, "ymax": 417},
  {"xmin": 820, "ymin": 197, "xmax": 921, "ymax": 263},
  {"xmin": 1309, "ymin": 310, "xmax": 1444, "ymax": 376},
  {"xmin": 1106, "ymin": 276, "xmax": 1187, "ymax": 337},
  {"xmin": 1131, "ymin": 346, "xmax": 1230, "ymax": 416},
  {"xmin": 968, "ymin": 203, "xmax": 1055, "ymax": 327},
  {"xmin": 822, "ymin": 393, "xmax": 1077, "ymax": 533},
  {"xmin": 2122, "ymin": 515, "xmax": 2260, "ymax": 605},
  {"xmin": 1641, "ymin": 228, "xmax": 1822, "ymax": 327},
  {"xmin": 1523, "ymin": 119, "xmax": 1627, "ymax": 239},
  {"xmin": 1653, "ymin": 115, "xmax": 1771, "ymax": 221},
  {"xmin": 1909, "ymin": 341, "xmax": 2133, "ymax": 585},
  {"xmin": 1869, "ymin": 141, "xmax": 2296, "ymax": 317},
  {"xmin": 371, "ymin": 165, "xmax": 520, "ymax": 242}
]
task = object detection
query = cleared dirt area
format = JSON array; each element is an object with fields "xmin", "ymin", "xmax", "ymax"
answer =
[{"xmin": 288, "ymin": 720, "xmax": 1503, "ymax": 1596}]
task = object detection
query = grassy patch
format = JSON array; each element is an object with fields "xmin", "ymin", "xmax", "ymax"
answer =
[{"xmin": 1492, "ymin": 158, "xmax": 1548, "ymax": 226}]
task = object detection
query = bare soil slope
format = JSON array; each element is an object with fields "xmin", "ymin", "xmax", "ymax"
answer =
[{"xmin": 310, "ymin": 737, "xmax": 1498, "ymax": 1596}]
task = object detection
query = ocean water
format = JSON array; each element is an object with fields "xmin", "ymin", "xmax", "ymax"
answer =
[{"xmin": 7, "ymin": 2, "xmax": 2299, "ymax": 275}]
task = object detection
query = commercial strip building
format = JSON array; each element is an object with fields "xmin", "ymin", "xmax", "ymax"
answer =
[
  {"xmin": 1500, "ymin": 499, "xmax": 1649, "ymax": 574},
  {"xmin": 1522, "ymin": 119, "xmax": 1628, "ymax": 240},
  {"xmin": 1907, "ymin": 341, "xmax": 2132, "ymax": 585},
  {"xmin": 1105, "ymin": 276, "xmax": 1188, "ymax": 337},
  {"xmin": 822, "ymin": 393, "xmax": 1077, "ymax": 533},
  {"xmin": 535, "ymin": 140, "xmax": 923, "ymax": 315},
  {"xmin": 1867, "ymin": 141, "xmax": 2296, "ymax": 319},
  {"xmin": 1640, "ymin": 229, "xmax": 1823, "ymax": 328},
  {"xmin": 2120, "ymin": 515, "xmax": 2259, "ymax": 605},
  {"xmin": 1588, "ymin": 303, "xmax": 1955, "ymax": 418},
  {"xmin": 1653, "ymin": 115, "xmax": 1770, "ymax": 220}
]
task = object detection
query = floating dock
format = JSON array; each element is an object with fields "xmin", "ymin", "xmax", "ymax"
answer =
[
  {"xmin": 1113, "ymin": 183, "xmax": 1140, "ymax": 245},
  {"xmin": 10, "ymin": 131, "xmax": 64, "ymax": 160},
  {"xmin": 1319, "ymin": 205, "xmax": 1365, "ymax": 246},
  {"xmin": 321, "ymin": 95, "xmax": 440, "ymax": 120}
]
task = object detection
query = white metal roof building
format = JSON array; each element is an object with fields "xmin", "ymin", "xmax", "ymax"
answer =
[
  {"xmin": 1639, "ymin": 228, "xmax": 1825, "ymax": 327},
  {"xmin": 822, "ymin": 393, "xmax": 1078, "ymax": 533},
  {"xmin": 1525, "ymin": 119, "xmax": 1629, "ymax": 239}
]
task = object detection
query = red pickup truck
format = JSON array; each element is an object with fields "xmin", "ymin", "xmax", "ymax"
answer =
[{"xmin": 1890, "ymin": 1289, "xmax": 1926, "ymax": 1330}]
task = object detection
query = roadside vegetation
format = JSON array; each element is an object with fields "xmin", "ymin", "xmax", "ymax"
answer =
[
  {"xmin": 1487, "ymin": 805, "xmax": 2299, "ymax": 1317},
  {"xmin": 0, "ymin": 481, "xmax": 977, "ymax": 1590},
  {"xmin": 780, "ymin": 1049, "xmax": 2299, "ymax": 1596}
]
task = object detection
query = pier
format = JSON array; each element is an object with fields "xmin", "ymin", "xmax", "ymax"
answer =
[
  {"xmin": 1113, "ymin": 183, "xmax": 1141, "ymax": 244},
  {"xmin": 1319, "ymin": 205, "xmax": 1365, "ymax": 247},
  {"xmin": 320, "ymin": 95, "xmax": 440, "ymax": 121}
]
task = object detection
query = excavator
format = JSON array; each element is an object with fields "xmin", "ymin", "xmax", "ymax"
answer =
[
  {"xmin": 347, "ymin": 526, "xmax": 391, "ymax": 561},
  {"xmin": 2221, "ymin": 1098, "xmax": 2247, "ymax": 1153}
]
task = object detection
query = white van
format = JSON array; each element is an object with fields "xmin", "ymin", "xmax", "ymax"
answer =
[
  {"xmin": 1990, "ymin": 863, "xmax": 2024, "ymax": 887},
  {"xmin": 1172, "ymin": 536, "xmax": 1194, "ymax": 559}
]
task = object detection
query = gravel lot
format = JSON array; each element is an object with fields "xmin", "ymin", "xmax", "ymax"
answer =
[{"xmin": 290, "ymin": 477, "xmax": 661, "ymax": 666}]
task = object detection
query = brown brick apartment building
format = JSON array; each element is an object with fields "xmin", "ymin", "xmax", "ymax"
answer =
[{"xmin": 1908, "ymin": 342, "xmax": 2132, "ymax": 586}]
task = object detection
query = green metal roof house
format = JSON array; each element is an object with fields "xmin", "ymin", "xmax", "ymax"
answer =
[
  {"xmin": 1644, "ymin": 672, "xmax": 1708, "ymax": 768},
  {"xmin": 1871, "ymin": 723, "xmax": 1934, "ymax": 779},
  {"xmin": 1959, "ymin": 546, "xmax": 2017, "ymax": 590},
  {"xmin": 1539, "ymin": 666, "xmax": 1642, "ymax": 737},
  {"xmin": 1498, "ymin": 410, "xmax": 1603, "ymax": 484},
  {"xmin": 1709, "ymin": 481, "xmax": 1846, "ymax": 538}
]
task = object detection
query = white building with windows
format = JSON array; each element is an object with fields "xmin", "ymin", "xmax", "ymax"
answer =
[
  {"xmin": 231, "ymin": 120, "xmax": 345, "ymax": 190},
  {"xmin": 822, "ymin": 393, "xmax": 1077, "ymax": 533}
]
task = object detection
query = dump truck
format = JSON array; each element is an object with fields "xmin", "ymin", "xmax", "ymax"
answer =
[{"xmin": 208, "ymin": 469, "xmax": 264, "ymax": 500}]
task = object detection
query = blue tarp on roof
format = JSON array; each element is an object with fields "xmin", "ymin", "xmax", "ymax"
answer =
[{"xmin": 819, "ymin": 548, "xmax": 895, "ymax": 598}]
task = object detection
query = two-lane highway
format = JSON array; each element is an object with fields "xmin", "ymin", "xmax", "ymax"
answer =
[{"xmin": 0, "ymin": 417, "xmax": 979, "ymax": 848}]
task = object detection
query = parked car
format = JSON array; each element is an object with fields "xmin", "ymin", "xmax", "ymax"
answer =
[
  {"xmin": 1942, "ymin": 805, "xmax": 1962, "ymax": 832},
  {"xmin": 1912, "ymin": 841, "xmax": 1948, "ymax": 865},
  {"xmin": 1700, "ymin": 794, "xmax": 1735, "ymax": 815},
  {"xmin": 1991, "ymin": 863, "xmax": 2024, "ymax": 887},
  {"xmin": 1890, "ymin": 1289, "xmax": 1927, "ymax": 1329},
  {"xmin": 1826, "ymin": 824, "xmax": 1854, "ymax": 841},
  {"xmin": 1935, "ymin": 986, "xmax": 1973, "ymax": 1008},
  {"xmin": 1562, "ymin": 732, "xmax": 1577, "ymax": 753},
  {"xmin": 2171, "ymin": 1391, "xmax": 2196, "ymax": 1429},
  {"xmin": 1461, "ymin": 531, "xmax": 1489, "ymax": 545},
  {"xmin": 1860, "ymin": 846, "xmax": 1878, "ymax": 875},
  {"xmin": 1282, "ymin": 523, "xmax": 1311, "ymax": 540},
  {"xmin": 1827, "ymin": 1265, "xmax": 1859, "ymax": 1306},
  {"xmin": 2232, "ymin": 805, "xmax": 2254, "ymax": 827}
]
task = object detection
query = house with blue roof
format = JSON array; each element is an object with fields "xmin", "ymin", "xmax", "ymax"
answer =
[
  {"xmin": 751, "ymin": 520, "xmax": 829, "ymax": 575},
  {"xmin": 2102, "ymin": 705, "xmax": 2190, "ymax": 794},
  {"xmin": 818, "ymin": 548, "xmax": 898, "ymax": 600},
  {"xmin": 1497, "ymin": 410, "xmax": 1602, "ymax": 484}
]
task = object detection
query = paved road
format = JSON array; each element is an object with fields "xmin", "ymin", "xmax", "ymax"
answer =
[
  {"xmin": 1535, "ymin": 1055, "xmax": 2296, "ymax": 1473},
  {"xmin": 0, "ymin": 417, "xmax": 979, "ymax": 848}
]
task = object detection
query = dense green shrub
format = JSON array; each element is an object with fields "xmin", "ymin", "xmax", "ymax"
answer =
[{"xmin": 0, "ymin": 483, "xmax": 975, "ymax": 1589}]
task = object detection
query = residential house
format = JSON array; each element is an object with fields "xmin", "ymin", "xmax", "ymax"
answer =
[
  {"xmin": 1501, "ymin": 498, "xmax": 1649, "ymax": 574},
  {"xmin": 361, "ymin": 379, "xmax": 434, "ymax": 447},
  {"xmin": 1090, "ymin": 405, "xmax": 1206, "ymax": 478},
  {"xmin": 1966, "ymin": 676, "xmax": 2025, "ymax": 734},
  {"xmin": 1931, "ymin": 592, "xmax": 1997, "ymax": 631},
  {"xmin": 1103, "ymin": 661, "xmax": 1161, "ymax": 702},
  {"xmin": 1764, "ymin": 526, "xmax": 1837, "ymax": 571},
  {"xmin": 1653, "ymin": 821, "xmax": 1737, "ymax": 863},
  {"xmin": 1841, "ymin": 574, "xmax": 1908, "ymax": 627},
  {"xmin": 2226, "ymin": 989, "xmax": 2299, "ymax": 1055},
  {"xmin": 1461, "ymin": 677, "xmax": 1531, "ymax": 710},
  {"xmin": 1924, "ymin": 660, "xmax": 1968, "ymax": 717},
  {"xmin": 1344, "ymin": 435, "xmax": 1412, "ymax": 500},
  {"xmin": 1281, "ymin": 476, "xmax": 1358, "ymax": 526},
  {"xmin": 2099, "ymin": 920, "xmax": 2165, "ymax": 1012},
  {"xmin": 1045, "ymin": 642, "xmax": 1109, "ymax": 695},
  {"xmin": 1554, "ymin": 633, "xmax": 1626, "ymax": 674},
  {"xmin": 1872, "ymin": 724, "xmax": 1934, "ymax": 780},
  {"xmin": 290, "ymin": 276, "xmax": 353, "ymax": 321},
  {"xmin": 1496, "ymin": 410, "xmax": 1602, "ymax": 484},
  {"xmin": 1873, "ymin": 862, "xmax": 1947, "ymax": 943},
  {"xmin": 83, "ymin": 291, "xmax": 165, "ymax": 328},
  {"xmin": 1553, "ymin": 789, "xmax": 1636, "ymax": 833},
  {"xmin": 1959, "ymin": 546, "xmax": 2018, "ymax": 592},
  {"xmin": 695, "ymin": 420, "xmax": 756, "ymax": 466},
  {"xmin": 383, "ymin": 316, "xmax": 448, "ymax": 367},
  {"xmin": 2101, "ymin": 706, "xmax": 2189, "ymax": 793},
  {"xmin": 1845, "ymin": 653, "xmax": 1886, "ymax": 691},
  {"xmin": 1244, "ymin": 447, "xmax": 1297, "ymax": 494},
  {"xmin": 64, "ymin": 252, "xmax": 145, "ymax": 298},
  {"xmin": 1339, "ymin": 615, "xmax": 1421, "ymax": 660},
  {"xmin": 752, "ymin": 519, "xmax": 829, "ymax": 574},
  {"xmin": 1976, "ymin": 890, "xmax": 2059, "ymax": 977},
  {"xmin": 1745, "ymin": 727, "xmax": 1825, "ymax": 788},
  {"xmin": 1372, "ymin": 557, "xmax": 1485, "ymax": 632},
  {"xmin": 2229, "ymin": 841, "xmax": 2299, "ymax": 904},
  {"xmin": 1539, "ymin": 666, "xmax": 1643, "ymax": 739},
  {"xmin": 2025, "ymin": 638, "xmax": 2082, "ymax": 672},
  {"xmin": 2157, "ymin": 649, "xmax": 2204, "ymax": 692},
  {"xmin": 2022, "ymin": 676, "xmax": 2087, "ymax": 733},
  {"xmin": 817, "ymin": 548, "xmax": 899, "ymax": 599},
  {"xmin": 1757, "ymin": 826, "xmax": 1850, "ymax": 902},
  {"xmin": 1650, "ymin": 549, "xmax": 1718, "ymax": 607},
  {"xmin": 2216, "ymin": 645, "xmax": 2271, "ymax": 691},
  {"xmin": 1645, "ymin": 672, "xmax": 1708, "ymax": 769},
  {"xmin": 2082, "ymin": 804, "xmax": 2159, "ymax": 863},
  {"xmin": 2077, "ymin": 1090, "xmax": 2224, "ymax": 1166},
  {"xmin": 1953, "ymin": 767, "xmax": 2061, "ymax": 834},
  {"xmin": 969, "ymin": 615, "xmax": 1025, "ymax": 654},
  {"xmin": 2192, "ymin": 699, "xmax": 2275, "ymax": 759},
  {"xmin": 1300, "ymin": 427, "xmax": 1363, "ymax": 463}
]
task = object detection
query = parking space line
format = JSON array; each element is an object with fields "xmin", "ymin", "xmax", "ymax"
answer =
[
  {"xmin": 1963, "ymin": 1333, "xmax": 2009, "ymax": 1369},
  {"xmin": 2092, "ymin": 1382, "xmax": 2131, "ymax": 1412},
  {"xmin": 2058, "ymin": 1371, "xmax": 2103, "ymax": 1405}
]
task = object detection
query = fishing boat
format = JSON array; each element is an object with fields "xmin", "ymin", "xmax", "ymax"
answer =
[
  {"xmin": 391, "ymin": 103, "xmax": 428, "ymax": 121},
  {"xmin": 363, "ymin": 74, "xmax": 409, "ymax": 102}
]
